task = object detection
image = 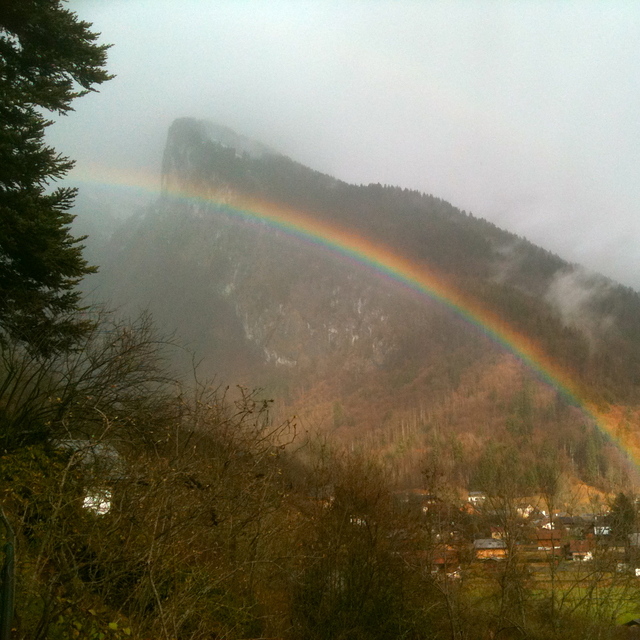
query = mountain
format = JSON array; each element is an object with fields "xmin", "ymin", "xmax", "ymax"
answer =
[{"xmin": 85, "ymin": 117, "xmax": 640, "ymax": 488}]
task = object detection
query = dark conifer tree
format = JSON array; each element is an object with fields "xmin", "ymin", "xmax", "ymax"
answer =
[
  {"xmin": 609, "ymin": 491, "xmax": 637, "ymax": 545},
  {"xmin": 0, "ymin": 0, "xmax": 112, "ymax": 354}
]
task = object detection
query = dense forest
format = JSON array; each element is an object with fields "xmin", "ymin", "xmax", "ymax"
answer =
[
  {"xmin": 3, "ymin": 4, "xmax": 640, "ymax": 640},
  {"xmin": 158, "ymin": 117, "xmax": 640, "ymax": 407}
]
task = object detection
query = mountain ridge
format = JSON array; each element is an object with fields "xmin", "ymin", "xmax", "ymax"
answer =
[{"xmin": 83, "ymin": 117, "xmax": 640, "ymax": 488}]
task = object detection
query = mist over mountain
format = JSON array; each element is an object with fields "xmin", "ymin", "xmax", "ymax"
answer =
[{"xmin": 81, "ymin": 117, "xmax": 640, "ymax": 487}]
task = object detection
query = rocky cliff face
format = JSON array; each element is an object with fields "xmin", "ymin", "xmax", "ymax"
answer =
[
  {"xmin": 161, "ymin": 118, "xmax": 279, "ymax": 195},
  {"xmin": 154, "ymin": 118, "xmax": 453, "ymax": 380}
]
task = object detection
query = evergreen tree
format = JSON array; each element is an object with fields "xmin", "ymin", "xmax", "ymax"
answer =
[
  {"xmin": 0, "ymin": 0, "xmax": 112, "ymax": 354},
  {"xmin": 609, "ymin": 491, "xmax": 636, "ymax": 545}
]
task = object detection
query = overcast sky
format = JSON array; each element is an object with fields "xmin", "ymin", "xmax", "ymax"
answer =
[{"xmin": 49, "ymin": 0, "xmax": 640, "ymax": 290}]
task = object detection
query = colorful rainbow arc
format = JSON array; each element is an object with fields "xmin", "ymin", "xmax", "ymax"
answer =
[{"xmin": 71, "ymin": 166, "xmax": 639, "ymax": 470}]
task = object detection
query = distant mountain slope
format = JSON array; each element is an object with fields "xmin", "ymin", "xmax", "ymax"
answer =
[
  {"xmin": 156, "ymin": 118, "xmax": 640, "ymax": 401},
  {"xmin": 87, "ymin": 118, "xmax": 640, "ymax": 488}
]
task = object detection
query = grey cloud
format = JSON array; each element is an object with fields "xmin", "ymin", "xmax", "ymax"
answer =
[
  {"xmin": 49, "ymin": 0, "xmax": 640, "ymax": 291},
  {"xmin": 545, "ymin": 268, "xmax": 615, "ymax": 348}
]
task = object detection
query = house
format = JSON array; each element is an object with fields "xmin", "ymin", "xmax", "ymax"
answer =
[
  {"xmin": 622, "ymin": 619, "xmax": 640, "ymax": 626},
  {"xmin": 83, "ymin": 489, "xmax": 112, "ymax": 515},
  {"xmin": 467, "ymin": 491, "xmax": 486, "ymax": 505},
  {"xmin": 534, "ymin": 528, "xmax": 563, "ymax": 554},
  {"xmin": 557, "ymin": 515, "xmax": 591, "ymax": 536},
  {"xmin": 615, "ymin": 563, "xmax": 640, "ymax": 577},
  {"xmin": 473, "ymin": 538, "xmax": 507, "ymax": 560},
  {"xmin": 594, "ymin": 524, "xmax": 612, "ymax": 536},
  {"xmin": 516, "ymin": 503, "xmax": 536, "ymax": 519},
  {"xmin": 565, "ymin": 539, "xmax": 594, "ymax": 561},
  {"xmin": 620, "ymin": 618, "xmax": 640, "ymax": 637},
  {"xmin": 431, "ymin": 546, "xmax": 459, "ymax": 574},
  {"xmin": 589, "ymin": 514, "xmax": 612, "ymax": 537},
  {"xmin": 490, "ymin": 526, "xmax": 505, "ymax": 540},
  {"xmin": 55, "ymin": 439, "xmax": 124, "ymax": 514},
  {"xmin": 618, "ymin": 600, "xmax": 640, "ymax": 639},
  {"xmin": 539, "ymin": 516, "xmax": 566, "ymax": 531}
]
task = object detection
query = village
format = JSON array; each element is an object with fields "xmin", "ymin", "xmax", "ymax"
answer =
[{"xmin": 398, "ymin": 489, "xmax": 640, "ymax": 585}]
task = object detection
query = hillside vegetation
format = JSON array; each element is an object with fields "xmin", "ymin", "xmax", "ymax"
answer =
[
  {"xmin": 5, "ymin": 4, "xmax": 640, "ymax": 638},
  {"xmin": 3, "ymin": 321, "xmax": 640, "ymax": 639},
  {"xmin": 89, "ymin": 118, "xmax": 640, "ymax": 492},
  {"xmin": 5, "ymin": 105, "xmax": 640, "ymax": 637}
]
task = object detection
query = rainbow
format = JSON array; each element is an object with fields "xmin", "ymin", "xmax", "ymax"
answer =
[{"xmin": 69, "ymin": 164, "xmax": 640, "ymax": 470}]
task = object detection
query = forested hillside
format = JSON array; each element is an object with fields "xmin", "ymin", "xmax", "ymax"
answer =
[
  {"xmin": 89, "ymin": 118, "xmax": 640, "ymax": 493},
  {"xmin": 157, "ymin": 117, "xmax": 640, "ymax": 406}
]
